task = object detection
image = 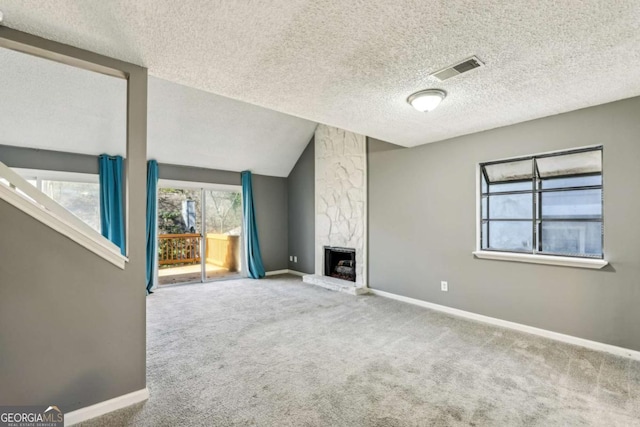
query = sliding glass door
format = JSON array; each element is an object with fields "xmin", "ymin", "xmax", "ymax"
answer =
[{"xmin": 156, "ymin": 182, "xmax": 242, "ymax": 286}]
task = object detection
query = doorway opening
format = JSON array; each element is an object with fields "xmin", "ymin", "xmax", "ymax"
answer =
[{"xmin": 156, "ymin": 181, "xmax": 243, "ymax": 285}]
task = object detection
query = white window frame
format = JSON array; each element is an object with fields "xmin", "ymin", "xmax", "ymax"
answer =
[
  {"xmin": 473, "ymin": 146, "xmax": 608, "ymax": 270},
  {"xmin": 13, "ymin": 168, "xmax": 101, "ymax": 230}
]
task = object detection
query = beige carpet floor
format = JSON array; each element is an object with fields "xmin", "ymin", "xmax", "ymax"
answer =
[{"xmin": 80, "ymin": 275, "xmax": 640, "ymax": 426}]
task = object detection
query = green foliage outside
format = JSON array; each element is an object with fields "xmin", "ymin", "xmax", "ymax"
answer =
[{"xmin": 157, "ymin": 188, "xmax": 242, "ymax": 235}]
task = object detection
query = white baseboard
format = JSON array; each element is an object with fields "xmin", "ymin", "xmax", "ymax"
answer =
[
  {"xmin": 287, "ymin": 269, "xmax": 306, "ymax": 277},
  {"xmin": 265, "ymin": 269, "xmax": 309, "ymax": 277},
  {"xmin": 265, "ymin": 269, "xmax": 290, "ymax": 276},
  {"xmin": 65, "ymin": 388, "xmax": 149, "ymax": 426},
  {"xmin": 369, "ymin": 289, "xmax": 640, "ymax": 361}
]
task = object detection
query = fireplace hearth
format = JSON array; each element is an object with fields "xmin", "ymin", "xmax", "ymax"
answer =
[{"xmin": 324, "ymin": 246, "xmax": 356, "ymax": 282}]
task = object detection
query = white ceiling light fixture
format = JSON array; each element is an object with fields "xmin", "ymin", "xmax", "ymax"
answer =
[{"xmin": 407, "ymin": 89, "xmax": 447, "ymax": 112}]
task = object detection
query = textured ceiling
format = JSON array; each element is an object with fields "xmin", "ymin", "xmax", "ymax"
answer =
[
  {"xmin": 1, "ymin": 1, "xmax": 639, "ymax": 147},
  {"xmin": 0, "ymin": 47, "xmax": 317, "ymax": 177}
]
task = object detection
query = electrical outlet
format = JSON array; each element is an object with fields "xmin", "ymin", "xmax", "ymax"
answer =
[
  {"xmin": 289, "ymin": 256, "xmax": 293, "ymax": 262},
  {"xmin": 294, "ymin": 256, "xmax": 298, "ymax": 263},
  {"xmin": 441, "ymin": 281, "xmax": 448, "ymax": 292}
]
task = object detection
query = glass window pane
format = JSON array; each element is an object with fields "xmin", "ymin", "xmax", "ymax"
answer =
[
  {"xmin": 541, "ymin": 189, "xmax": 602, "ymax": 220},
  {"xmin": 204, "ymin": 190, "xmax": 242, "ymax": 235},
  {"xmin": 42, "ymin": 180, "xmax": 100, "ymax": 231},
  {"xmin": 204, "ymin": 190, "xmax": 243, "ymax": 281},
  {"xmin": 158, "ymin": 188, "xmax": 202, "ymax": 234},
  {"xmin": 488, "ymin": 221, "xmax": 533, "ymax": 251},
  {"xmin": 541, "ymin": 175, "xmax": 601, "ymax": 189},
  {"xmin": 541, "ymin": 221, "xmax": 602, "ymax": 256},
  {"xmin": 481, "ymin": 221, "xmax": 488, "ymax": 249},
  {"xmin": 488, "ymin": 181, "xmax": 532, "ymax": 193},
  {"xmin": 484, "ymin": 159, "xmax": 533, "ymax": 183},
  {"xmin": 536, "ymin": 150, "xmax": 602, "ymax": 178},
  {"xmin": 481, "ymin": 196, "xmax": 487, "ymax": 219},
  {"xmin": 488, "ymin": 193, "xmax": 533, "ymax": 219}
]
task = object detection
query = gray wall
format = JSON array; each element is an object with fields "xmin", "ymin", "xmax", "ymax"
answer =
[
  {"xmin": 252, "ymin": 174, "xmax": 288, "ymax": 271},
  {"xmin": 158, "ymin": 163, "xmax": 238, "ymax": 186},
  {"xmin": 0, "ymin": 27, "xmax": 148, "ymax": 412},
  {"xmin": 0, "ymin": 146, "xmax": 289, "ymax": 273},
  {"xmin": 0, "ymin": 145, "xmax": 98, "ymax": 174},
  {"xmin": 287, "ymin": 138, "xmax": 315, "ymax": 273},
  {"xmin": 0, "ymin": 200, "xmax": 147, "ymax": 410},
  {"xmin": 368, "ymin": 96, "xmax": 640, "ymax": 352}
]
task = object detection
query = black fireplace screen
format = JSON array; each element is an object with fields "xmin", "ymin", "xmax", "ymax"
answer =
[{"xmin": 324, "ymin": 246, "xmax": 356, "ymax": 282}]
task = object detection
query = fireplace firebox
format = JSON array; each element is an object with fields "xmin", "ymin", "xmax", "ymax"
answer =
[{"xmin": 324, "ymin": 246, "xmax": 356, "ymax": 282}]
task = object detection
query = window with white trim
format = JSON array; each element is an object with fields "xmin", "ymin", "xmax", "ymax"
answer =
[
  {"xmin": 41, "ymin": 180, "xmax": 100, "ymax": 231},
  {"xmin": 480, "ymin": 147, "xmax": 603, "ymax": 259},
  {"xmin": 15, "ymin": 170, "xmax": 101, "ymax": 232}
]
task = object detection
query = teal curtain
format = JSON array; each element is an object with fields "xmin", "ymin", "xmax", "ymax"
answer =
[
  {"xmin": 146, "ymin": 160, "xmax": 159, "ymax": 294},
  {"xmin": 241, "ymin": 171, "xmax": 265, "ymax": 279},
  {"xmin": 99, "ymin": 155, "xmax": 125, "ymax": 255}
]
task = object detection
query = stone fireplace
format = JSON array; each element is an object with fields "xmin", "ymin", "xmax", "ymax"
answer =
[{"xmin": 303, "ymin": 125, "xmax": 368, "ymax": 295}]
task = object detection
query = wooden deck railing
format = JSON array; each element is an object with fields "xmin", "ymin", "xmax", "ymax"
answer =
[
  {"xmin": 158, "ymin": 233, "xmax": 201, "ymax": 266},
  {"xmin": 205, "ymin": 234, "xmax": 240, "ymax": 272}
]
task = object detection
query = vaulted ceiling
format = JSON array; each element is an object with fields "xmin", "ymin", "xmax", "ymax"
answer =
[
  {"xmin": 1, "ymin": 1, "xmax": 639, "ymax": 151},
  {"xmin": 0, "ymin": 47, "xmax": 316, "ymax": 177}
]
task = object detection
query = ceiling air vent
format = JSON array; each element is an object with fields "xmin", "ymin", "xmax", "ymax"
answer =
[{"xmin": 430, "ymin": 56, "xmax": 484, "ymax": 81}]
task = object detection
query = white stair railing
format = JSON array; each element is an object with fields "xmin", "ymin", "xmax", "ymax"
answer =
[{"xmin": 0, "ymin": 160, "xmax": 127, "ymax": 269}]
